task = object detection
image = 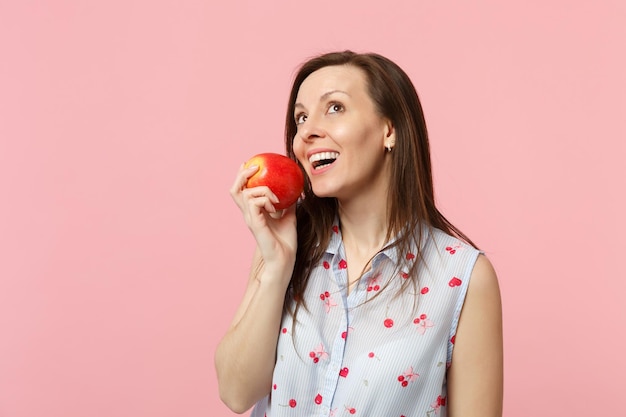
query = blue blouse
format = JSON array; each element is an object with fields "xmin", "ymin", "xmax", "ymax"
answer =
[{"xmin": 250, "ymin": 222, "xmax": 480, "ymax": 417}]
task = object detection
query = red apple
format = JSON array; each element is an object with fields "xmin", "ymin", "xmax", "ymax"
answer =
[{"xmin": 243, "ymin": 152, "xmax": 304, "ymax": 210}]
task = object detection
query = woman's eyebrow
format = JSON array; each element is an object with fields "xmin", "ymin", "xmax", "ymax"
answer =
[
  {"xmin": 295, "ymin": 90, "xmax": 351, "ymax": 110},
  {"xmin": 320, "ymin": 89, "xmax": 350, "ymax": 100}
]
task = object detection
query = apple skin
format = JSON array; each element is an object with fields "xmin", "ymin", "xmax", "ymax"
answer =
[{"xmin": 243, "ymin": 153, "xmax": 304, "ymax": 210}]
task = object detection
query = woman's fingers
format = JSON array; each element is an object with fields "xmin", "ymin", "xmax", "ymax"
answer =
[
  {"xmin": 268, "ymin": 209, "xmax": 284, "ymax": 219},
  {"xmin": 230, "ymin": 164, "xmax": 256, "ymax": 207},
  {"xmin": 242, "ymin": 190, "xmax": 279, "ymax": 216},
  {"xmin": 230, "ymin": 164, "xmax": 279, "ymax": 212}
]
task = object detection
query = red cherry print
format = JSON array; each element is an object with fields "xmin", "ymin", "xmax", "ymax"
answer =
[
  {"xmin": 420, "ymin": 286, "xmax": 429, "ymax": 294},
  {"xmin": 413, "ymin": 318, "xmax": 420, "ymax": 324},
  {"xmin": 339, "ymin": 259, "xmax": 347, "ymax": 269},
  {"xmin": 445, "ymin": 244, "xmax": 460, "ymax": 255},
  {"xmin": 398, "ymin": 366, "xmax": 419, "ymax": 387},
  {"xmin": 282, "ymin": 327, "xmax": 287, "ymax": 334},
  {"xmin": 320, "ymin": 293, "xmax": 326, "ymax": 300},
  {"xmin": 309, "ymin": 342, "xmax": 327, "ymax": 364},
  {"xmin": 420, "ymin": 313, "xmax": 427, "ymax": 320},
  {"xmin": 289, "ymin": 399, "xmax": 297, "ymax": 408},
  {"xmin": 400, "ymin": 271, "xmax": 409, "ymax": 279},
  {"xmin": 368, "ymin": 352, "xmax": 375, "ymax": 358},
  {"xmin": 323, "ymin": 261, "xmax": 330, "ymax": 269},
  {"xmin": 448, "ymin": 277, "xmax": 462, "ymax": 287},
  {"xmin": 451, "ymin": 335, "xmax": 456, "ymax": 344},
  {"xmin": 332, "ymin": 225, "xmax": 339, "ymax": 233},
  {"xmin": 339, "ymin": 367, "xmax": 349, "ymax": 377},
  {"xmin": 273, "ymin": 383, "xmax": 277, "ymax": 390},
  {"xmin": 324, "ymin": 291, "xmax": 330, "ymax": 298},
  {"xmin": 384, "ymin": 318, "xmax": 394, "ymax": 328},
  {"xmin": 314, "ymin": 393, "xmax": 322, "ymax": 405},
  {"xmin": 406, "ymin": 252, "xmax": 415, "ymax": 260},
  {"xmin": 373, "ymin": 285, "xmax": 380, "ymax": 291},
  {"xmin": 345, "ymin": 406, "xmax": 356, "ymax": 414},
  {"xmin": 341, "ymin": 326, "xmax": 353, "ymax": 339},
  {"xmin": 367, "ymin": 286, "xmax": 373, "ymax": 292}
]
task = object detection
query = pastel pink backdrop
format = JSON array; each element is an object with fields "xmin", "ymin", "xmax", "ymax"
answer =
[{"xmin": 1, "ymin": 1, "xmax": 624, "ymax": 416}]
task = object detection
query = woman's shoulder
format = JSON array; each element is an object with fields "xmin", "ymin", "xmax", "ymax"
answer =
[{"xmin": 425, "ymin": 226, "xmax": 478, "ymax": 257}]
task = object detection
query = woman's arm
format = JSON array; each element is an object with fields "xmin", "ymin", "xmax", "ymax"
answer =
[
  {"xmin": 214, "ymin": 247, "xmax": 291, "ymax": 413},
  {"xmin": 215, "ymin": 164, "xmax": 298, "ymax": 413},
  {"xmin": 447, "ymin": 254, "xmax": 504, "ymax": 417}
]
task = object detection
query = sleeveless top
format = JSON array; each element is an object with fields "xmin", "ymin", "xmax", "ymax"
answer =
[{"xmin": 250, "ymin": 222, "xmax": 480, "ymax": 417}]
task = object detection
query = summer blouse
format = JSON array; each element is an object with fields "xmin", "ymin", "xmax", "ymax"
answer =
[{"xmin": 250, "ymin": 222, "xmax": 481, "ymax": 417}]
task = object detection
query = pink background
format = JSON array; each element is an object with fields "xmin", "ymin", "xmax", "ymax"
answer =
[{"xmin": 1, "ymin": 1, "xmax": 624, "ymax": 416}]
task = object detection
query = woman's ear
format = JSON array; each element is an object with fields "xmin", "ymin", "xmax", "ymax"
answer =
[{"xmin": 384, "ymin": 120, "xmax": 396, "ymax": 151}]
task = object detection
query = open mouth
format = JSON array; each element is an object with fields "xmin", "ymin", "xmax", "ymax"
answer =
[{"xmin": 309, "ymin": 151, "xmax": 339, "ymax": 170}]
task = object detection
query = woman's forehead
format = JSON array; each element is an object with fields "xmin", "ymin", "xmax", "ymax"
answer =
[{"xmin": 296, "ymin": 65, "xmax": 368, "ymax": 103}]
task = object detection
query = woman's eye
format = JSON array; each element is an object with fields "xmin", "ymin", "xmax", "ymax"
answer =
[
  {"xmin": 328, "ymin": 103, "xmax": 344, "ymax": 114},
  {"xmin": 295, "ymin": 114, "xmax": 307, "ymax": 125}
]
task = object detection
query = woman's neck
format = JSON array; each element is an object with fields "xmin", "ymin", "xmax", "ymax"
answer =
[{"xmin": 338, "ymin": 204, "xmax": 389, "ymax": 258}]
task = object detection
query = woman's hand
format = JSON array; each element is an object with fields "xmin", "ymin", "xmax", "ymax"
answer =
[{"xmin": 230, "ymin": 163, "xmax": 298, "ymax": 280}]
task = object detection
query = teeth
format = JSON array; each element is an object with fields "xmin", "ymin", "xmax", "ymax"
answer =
[{"xmin": 309, "ymin": 152, "xmax": 339, "ymax": 164}]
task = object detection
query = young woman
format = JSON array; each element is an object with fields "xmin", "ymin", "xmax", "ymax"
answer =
[{"xmin": 215, "ymin": 50, "xmax": 503, "ymax": 417}]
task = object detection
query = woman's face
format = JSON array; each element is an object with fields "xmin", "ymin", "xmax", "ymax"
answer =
[{"xmin": 292, "ymin": 65, "xmax": 393, "ymax": 202}]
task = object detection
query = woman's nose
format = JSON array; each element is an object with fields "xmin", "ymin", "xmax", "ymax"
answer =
[{"xmin": 298, "ymin": 116, "xmax": 325, "ymax": 141}]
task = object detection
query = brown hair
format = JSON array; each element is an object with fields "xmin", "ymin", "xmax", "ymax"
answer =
[{"xmin": 284, "ymin": 50, "xmax": 476, "ymax": 313}]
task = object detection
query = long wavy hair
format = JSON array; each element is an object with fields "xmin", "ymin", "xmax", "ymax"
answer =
[{"xmin": 283, "ymin": 50, "xmax": 476, "ymax": 315}]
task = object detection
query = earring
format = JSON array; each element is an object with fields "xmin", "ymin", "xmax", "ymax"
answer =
[{"xmin": 386, "ymin": 143, "xmax": 392, "ymax": 152}]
